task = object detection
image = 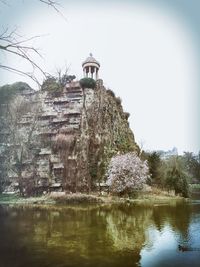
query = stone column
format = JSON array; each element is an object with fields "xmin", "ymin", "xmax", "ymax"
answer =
[
  {"xmin": 89, "ymin": 66, "xmax": 91, "ymax": 78},
  {"xmin": 94, "ymin": 68, "xmax": 97, "ymax": 80},
  {"xmin": 96, "ymin": 69, "xmax": 99, "ymax": 80}
]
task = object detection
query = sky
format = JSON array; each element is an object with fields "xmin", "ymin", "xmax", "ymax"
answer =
[{"xmin": 0, "ymin": 0, "xmax": 199, "ymax": 154}]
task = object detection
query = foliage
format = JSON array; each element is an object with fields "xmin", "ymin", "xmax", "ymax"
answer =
[
  {"xmin": 147, "ymin": 152, "xmax": 162, "ymax": 185},
  {"xmin": 59, "ymin": 75, "xmax": 76, "ymax": 86},
  {"xmin": 41, "ymin": 76, "xmax": 61, "ymax": 93},
  {"xmin": 0, "ymin": 82, "xmax": 32, "ymax": 104},
  {"xmin": 42, "ymin": 74, "xmax": 77, "ymax": 94},
  {"xmin": 182, "ymin": 152, "xmax": 200, "ymax": 183},
  {"xmin": 115, "ymin": 135, "xmax": 136, "ymax": 153},
  {"xmin": 79, "ymin": 78, "xmax": 96, "ymax": 89},
  {"xmin": 51, "ymin": 193, "xmax": 103, "ymax": 204},
  {"xmin": 106, "ymin": 152, "xmax": 150, "ymax": 196},
  {"xmin": 141, "ymin": 150, "xmax": 200, "ymax": 197},
  {"xmin": 163, "ymin": 157, "xmax": 189, "ymax": 197}
]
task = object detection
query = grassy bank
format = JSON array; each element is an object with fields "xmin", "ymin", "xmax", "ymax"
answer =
[
  {"xmin": 0, "ymin": 194, "xmax": 56, "ymax": 205},
  {"xmin": 0, "ymin": 189, "xmax": 186, "ymax": 206}
]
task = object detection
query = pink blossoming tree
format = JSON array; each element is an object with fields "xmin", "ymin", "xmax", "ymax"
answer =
[{"xmin": 106, "ymin": 152, "xmax": 150, "ymax": 195}]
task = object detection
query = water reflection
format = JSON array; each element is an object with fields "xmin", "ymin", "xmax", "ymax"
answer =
[
  {"xmin": 141, "ymin": 197, "xmax": 200, "ymax": 267},
  {"xmin": 152, "ymin": 202, "xmax": 192, "ymax": 239},
  {"xmin": 105, "ymin": 206, "xmax": 153, "ymax": 251},
  {"xmin": 0, "ymin": 199, "xmax": 199, "ymax": 267}
]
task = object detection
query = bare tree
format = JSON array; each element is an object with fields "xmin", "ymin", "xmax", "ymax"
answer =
[
  {"xmin": 0, "ymin": 29, "xmax": 47, "ymax": 85},
  {"xmin": 0, "ymin": 0, "xmax": 63, "ymax": 85},
  {"xmin": 55, "ymin": 65, "xmax": 76, "ymax": 87},
  {"xmin": 1, "ymin": 95, "xmax": 42, "ymax": 195}
]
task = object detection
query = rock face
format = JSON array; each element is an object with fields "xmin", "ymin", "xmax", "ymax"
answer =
[{"xmin": 0, "ymin": 79, "xmax": 138, "ymax": 194}]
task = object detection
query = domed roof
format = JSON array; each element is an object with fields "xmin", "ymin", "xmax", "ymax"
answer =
[{"xmin": 82, "ymin": 53, "xmax": 100, "ymax": 67}]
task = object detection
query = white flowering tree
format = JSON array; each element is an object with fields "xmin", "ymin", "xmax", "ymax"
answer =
[{"xmin": 106, "ymin": 152, "xmax": 150, "ymax": 195}]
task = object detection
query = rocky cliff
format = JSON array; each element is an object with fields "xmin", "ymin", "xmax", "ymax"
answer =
[{"xmin": 0, "ymin": 79, "xmax": 138, "ymax": 195}]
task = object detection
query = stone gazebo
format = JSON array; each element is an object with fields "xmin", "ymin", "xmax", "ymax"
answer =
[{"xmin": 82, "ymin": 53, "xmax": 100, "ymax": 80}]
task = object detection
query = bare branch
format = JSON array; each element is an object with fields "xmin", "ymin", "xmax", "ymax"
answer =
[
  {"xmin": 0, "ymin": 27, "xmax": 49, "ymax": 85},
  {"xmin": 0, "ymin": 64, "xmax": 42, "ymax": 86},
  {"xmin": 0, "ymin": 0, "xmax": 66, "ymax": 85},
  {"xmin": 0, "ymin": 27, "xmax": 9, "ymax": 39},
  {"xmin": 2, "ymin": 34, "xmax": 46, "ymax": 48},
  {"xmin": 41, "ymin": 0, "xmax": 67, "ymax": 22},
  {"xmin": 39, "ymin": 0, "xmax": 60, "ymax": 10}
]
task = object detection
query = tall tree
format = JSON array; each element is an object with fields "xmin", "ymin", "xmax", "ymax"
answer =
[
  {"xmin": 147, "ymin": 152, "xmax": 162, "ymax": 186},
  {"xmin": 182, "ymin": 152, "xmax": 200, "ymax": 182},
  {"xmin": 164, "ymin": 156, "xmax": 189, "ymax": 197}
]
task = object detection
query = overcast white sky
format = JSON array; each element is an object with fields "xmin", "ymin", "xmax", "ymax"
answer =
[{"xmin": 0, "ymin": 0, "xmax": 199, "ymax": 154}]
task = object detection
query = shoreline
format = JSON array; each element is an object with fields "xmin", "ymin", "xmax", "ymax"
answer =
[{"xmin": 0, "ymin": 192, "xmax": 187, "ymax": 206}]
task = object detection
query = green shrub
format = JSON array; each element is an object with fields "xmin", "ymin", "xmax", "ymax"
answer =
[
  {"xmin": 41, "ymin": 76, "xmax": 62, "ymax": 95},
  {"xmin": 165, "ymin": 165, "xmax": 189, "ymax": 197},
  {"xmin": 79, "ymin": 78, "xmax": 96, "ymax": 89}
]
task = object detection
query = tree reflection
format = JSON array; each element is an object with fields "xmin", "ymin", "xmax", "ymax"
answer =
[
  {"xmin": 152, "ymin": 201, "xmax": 192, "ymax": 240},
  {"xmin": 105, "ymin": 205, "xmax": 153, "ymax": 251},
  {"xmin": 0, "ymin": 202, "xmax": 194, "ymax": 267}
]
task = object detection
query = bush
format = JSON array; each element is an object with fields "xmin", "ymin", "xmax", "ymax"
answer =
[
  {"xmin": 106, "ymin": 152, "xmax": 150, "ymax": 196},
  {"xmin": 165, "ymin": 165, "xmax": 189, "ymax": 197},
  {"xmin": 41, "ymin": 76, "xmax": 62, "ymax": 94},
  {"xmin": 79, "ymin": 78, "xmax": 96, "ymax": 89},
  {"xmin": 50, "ymin": 193, "xmax": 104, "ymax": 204},
  {"xmin": 60, "ymin": 75, "xmax": 76, "ymax": 86}
]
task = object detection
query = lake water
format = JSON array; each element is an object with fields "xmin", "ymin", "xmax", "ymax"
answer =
[{"xmin": 0, "ymin": 193, "xmax": 200, "ymax": 267}]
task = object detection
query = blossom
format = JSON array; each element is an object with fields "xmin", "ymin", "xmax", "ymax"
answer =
[{"xmin": 106, "ymin": 152, "xmax": 150, "ymax": 194}]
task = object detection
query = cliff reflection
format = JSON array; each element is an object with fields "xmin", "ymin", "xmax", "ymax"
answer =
[{"xmin": 0, "ymin": 202, "xmax": 195, "ymax": 267}]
